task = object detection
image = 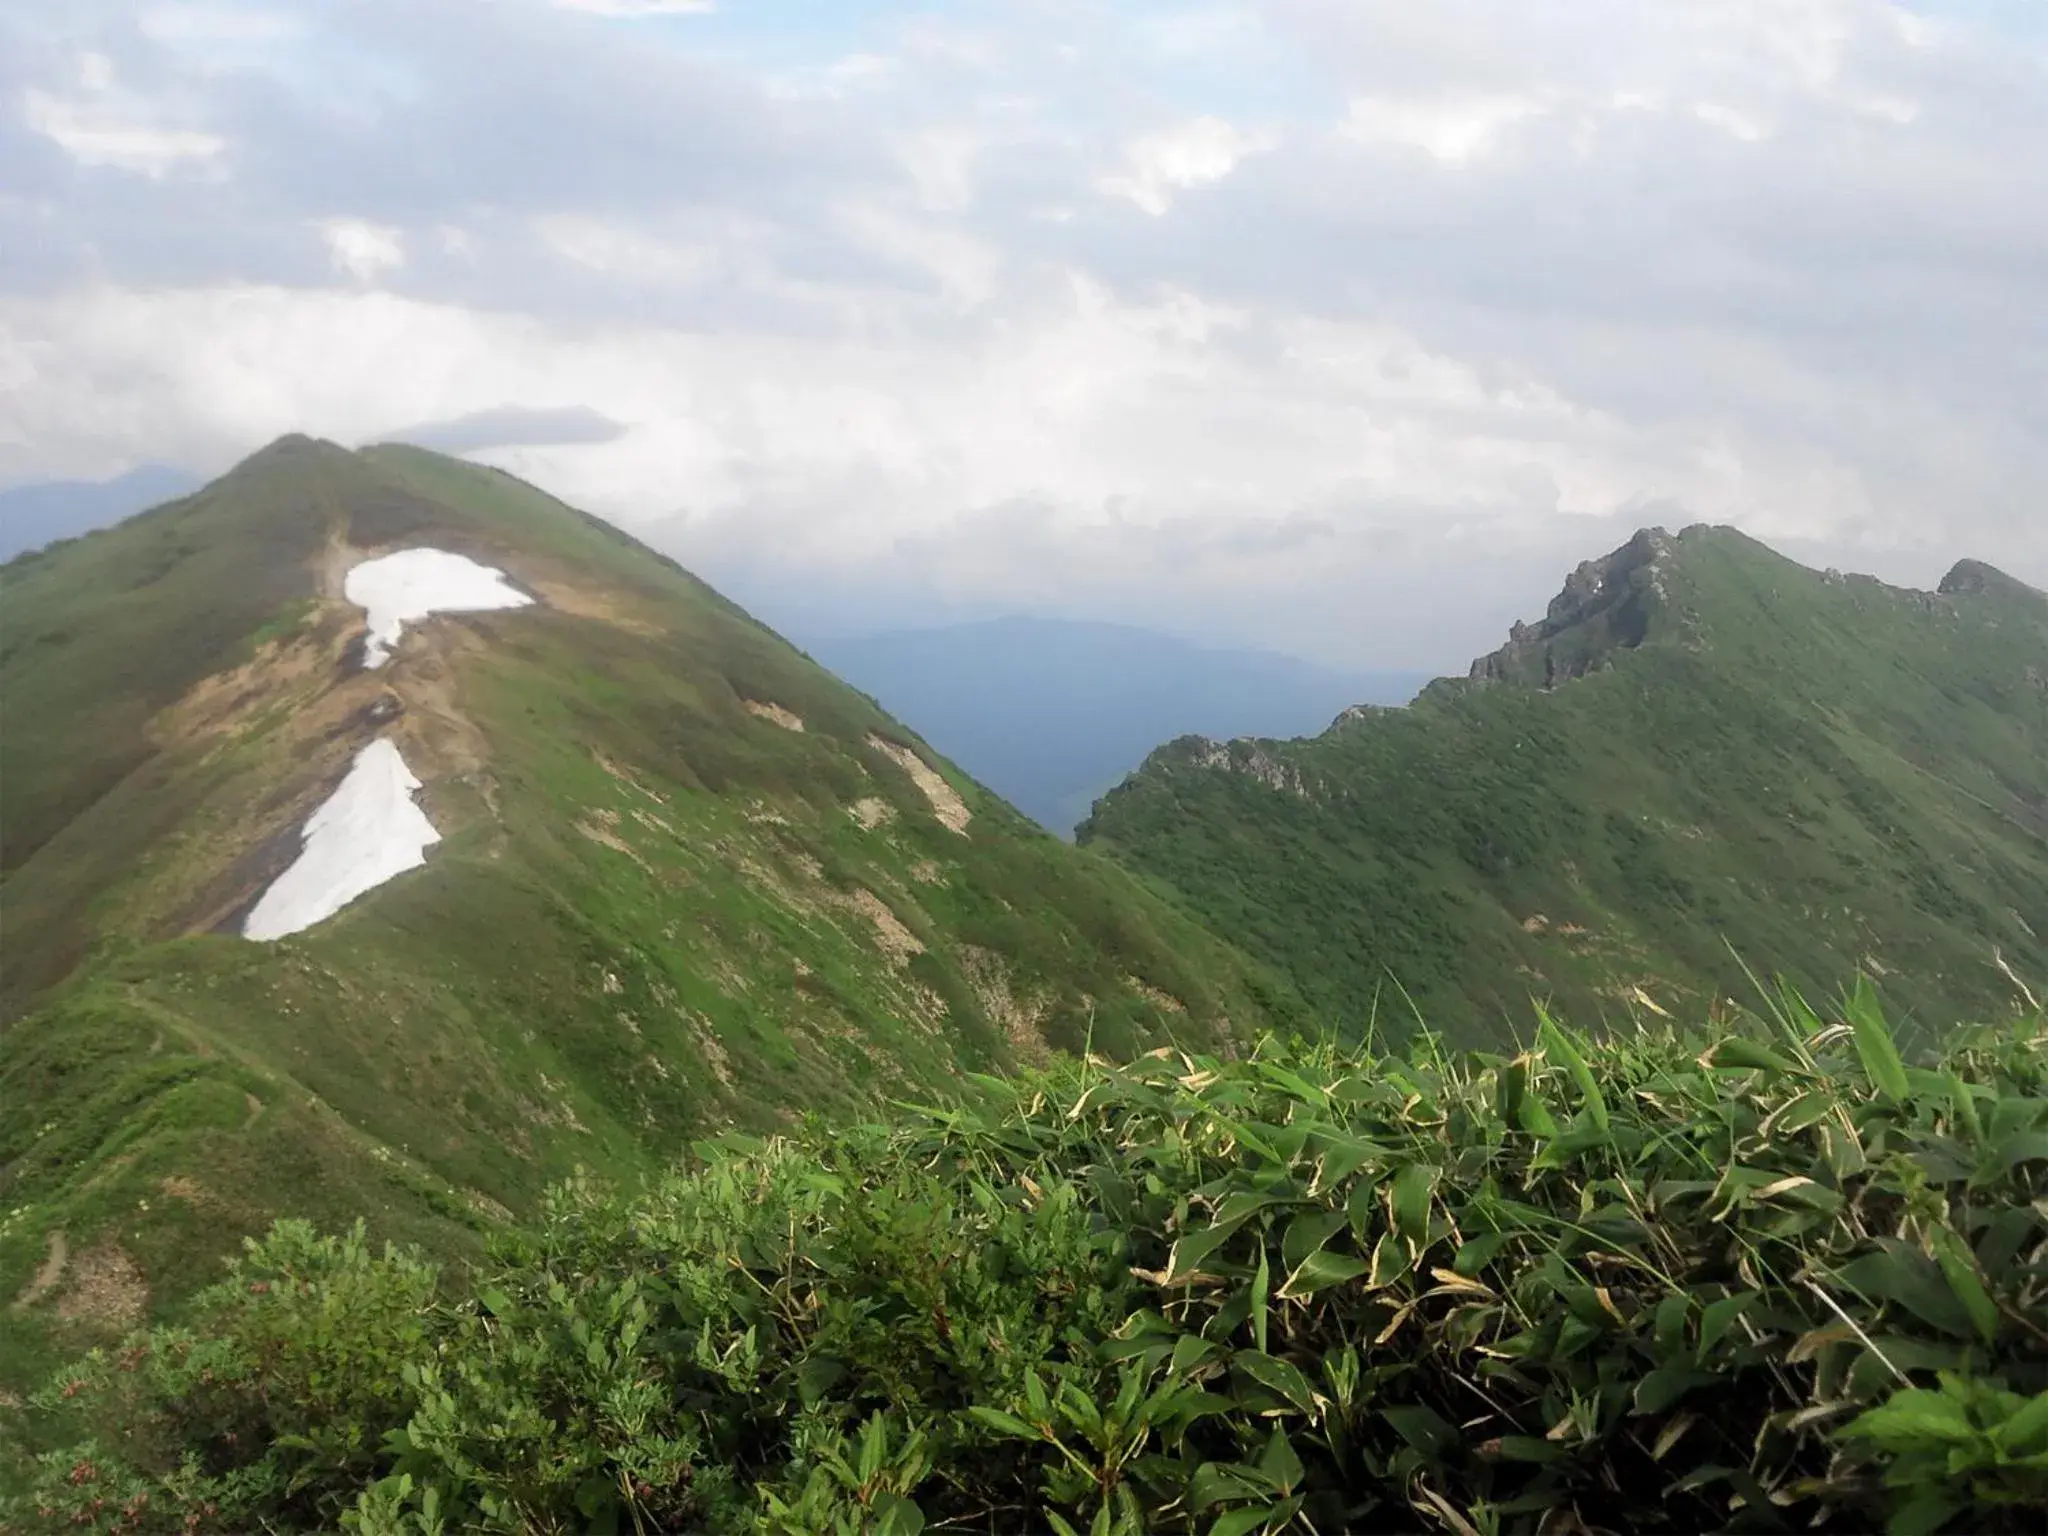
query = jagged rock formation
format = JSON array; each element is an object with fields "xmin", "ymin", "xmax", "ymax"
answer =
[
  {"xmin": 1469, "ymin": 526, "xmax": 1677, "ymax": 688},
  {"xmin": 1940, "ymin": 557, "xmax": 2042, "ymax": 604}
]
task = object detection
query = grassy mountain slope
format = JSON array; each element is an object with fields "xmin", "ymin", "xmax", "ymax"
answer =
[
  {"xmin": 0, "ymin": 437, "xmax": 1295, "ymax": 1380},
  {"xmin": 1082, "ymin": 525, "xmax": 2048, "ymax": 1042}
]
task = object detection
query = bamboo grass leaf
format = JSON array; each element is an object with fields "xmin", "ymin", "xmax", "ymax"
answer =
[
  {"xmin": 1844, "ymin": 980, "xmax": 1910, "ymax": 1104},
  {"xmin": 1539, "ymin": 1009, "xmax": 1611, "ymax": 1133}
]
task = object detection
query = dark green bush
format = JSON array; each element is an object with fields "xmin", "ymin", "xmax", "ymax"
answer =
[{"xmin": 15, "ymin": 988, "xmax": 2048, "ymax": 1534}]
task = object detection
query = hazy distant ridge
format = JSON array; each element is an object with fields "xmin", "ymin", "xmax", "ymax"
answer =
[{"xmin": 803, "ymin": 616, "xmax": 1427, "ymax": 835}]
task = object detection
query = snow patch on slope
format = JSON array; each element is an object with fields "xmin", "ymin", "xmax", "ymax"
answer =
[
  {"xmin": 345, "ymin": 548, "xmax": 532, "ymax": 668},
  {"xmin": 243, "ymin": 738, "xmax": 441, "ymax": 940}
]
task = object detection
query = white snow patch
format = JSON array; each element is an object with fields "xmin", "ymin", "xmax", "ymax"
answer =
[
  {"xmin": 243, "ymin": 738, "xmax": 441, "ymax": 941},
  {"xmin": 344, "ymin": 547, "xmax": 532, "ymax": 668}
]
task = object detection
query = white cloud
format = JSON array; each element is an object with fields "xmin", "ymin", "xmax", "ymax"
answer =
[
  {"xmin": 552, "ymin": 1, "xmax": 716, "ymax": 15},
  {"xmin": 1099, "ymin": 116, "xmax": 1270, "ymax": 216},
  {"xmin": 22, "ymin": 53, "xmax": 225, "ymax": 178},
  {"xmin": 136, "ymin": 4, "xmax": 303, "ymax": 69},
  {"xmin": 837, "ymin": 203, "xmax": 1001, "ymax": 308},
  {"xmin": 1691, "ymin": 101, "xmax": 1771, "ymax": 142},
  {"xmin": 0, "ymin": 274, "xmax": 1945, "ymax": 578},
  {"xmin": 1340, "ymin": 93, "xmax": 1544, "ymax": 161},
  {"xmin": 318, "ymin": 219, "xmax": 406, "ymax": 282},
  {"xmin": 894, "ymin": 127, "xmax": 982, "ymax": 212},
  {"xmin": 536, "ymin": 215, "xmax": 720, "ymax": 286},
  {"xmin": 3, "ymin": 0, "xmax": 2045, "ymax": 663}
]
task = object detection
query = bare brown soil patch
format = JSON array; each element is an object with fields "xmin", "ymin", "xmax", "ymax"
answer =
[
  {"xmin": 866, "ymin": 736, "xmax": 971, "ymax": 834},
  {"xmin": 466, "ymin": 1189, "xmax": 515, "ymax": 1224},
  {"xmin": 849, "ymin": 796, "xmax": 896, "ymax": 830},
  {"xmin": 383, "ymin": 627, "xmax": 491, "ymax": 781},
  {"xmin": 1126, "ymin": 976, "xmax": 1186, "ymax": 1014},
  {"xmin": 576, "ymin": 808, "xmax": 650, "ymax": 870},
  {"xmin": 695, "ymin": 1024, "xmax": 737, "ymax": 1088},
  {"xmin": 525, "ymin": 575, "xmax": 660, "ymax": 636},
  {"xmin": 315, "ymin": 520, "xmax": 360, "ymax": 599},
  {"xmin": 743, "ymin": 700, "xmax": 805, "ymax": 731},
  {"xmin": 159, "ymin": 1175, "xmax": 221, "ymax": 1209},
  {"xmin": 154, "ymin": 626, "xmax": 343, "ymax": 746},
  {"xmin": 737, "ymin": 853, "xmax": 817, "ymax": 917},
  {"xmin": 594, "ymin": 750, "xmax": 665, "ymax": 802},
  {"xmin": 843, "ymin": 888, "xmax": 924, "ymax": 964},
  {"xmin": 961, "ymin": 948, "xmax": 1052, "ymax": 1065},
  {"xmin": 55, "ymin": 1243, "xmax": 148, "ymax": 1329}
]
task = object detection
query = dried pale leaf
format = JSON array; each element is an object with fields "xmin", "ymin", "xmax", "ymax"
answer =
[
  {"xmin": 1753, "ymin": 1175, "xmax": 1816, "ymax": 1201},
  {"xmin": 1782, "ymin": 1401, "xmax": 1856, "ymax": 1433},
  {"xmin": 1786, "ymin": 1323, "xmax": 1857, "ymax": 1364},
  {"xmin": 1374, "ymin": 1302, "xmax": 1418, "ymax": 1346},
  {"xmin": 1652, "ymin": 1413, "xmax": 1698, "ymax": 1462},
  {"xmin": 1427, "ymin": 1267, "xmax": 1496, "ymax": 1297},
  {"xmin": 1416, "ymin": 1485, "xmax": 1484, "ymax": 1536}
]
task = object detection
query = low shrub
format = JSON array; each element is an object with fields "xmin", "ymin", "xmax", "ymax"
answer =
[{"xmin": 15, "ymin": 986, "xmax": 2048, "ymax": 1534}]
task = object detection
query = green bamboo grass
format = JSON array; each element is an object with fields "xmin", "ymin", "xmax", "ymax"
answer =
[{"xmin": 12, "ymin": 992, "xmax": 2048, "ymax": 1535}]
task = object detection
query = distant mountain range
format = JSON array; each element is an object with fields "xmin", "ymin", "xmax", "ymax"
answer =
[
  {"xmin": 802, "ymin": 618, "xmax": 1428, "ymax": 835},
  {"xmin": 1084, "ymin": 525, "xmax": 2048, "ymax": 1041},
  {"xmin": 0, "ymin": 465, "xmax": 201, "ymax": 561}
]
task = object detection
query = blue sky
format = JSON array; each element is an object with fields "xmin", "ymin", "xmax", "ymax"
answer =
[{"xmin": 3, "ymin": 0, "xmax": 2044, "ymax": 664}]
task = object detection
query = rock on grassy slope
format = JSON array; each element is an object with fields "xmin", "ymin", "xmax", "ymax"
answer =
[
  {"xmin": 1083, "ymin": 525, "xmax": 2048, "ymax": 1043},
  {"xmin": 0, "ymin": 436, "xmax": 1297, "ymax": 1380}
]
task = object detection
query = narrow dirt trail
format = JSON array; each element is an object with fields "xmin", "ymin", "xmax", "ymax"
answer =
[{"xmin": 10, "ymin": 1231, "xmax": 67, "ymax": 1312}]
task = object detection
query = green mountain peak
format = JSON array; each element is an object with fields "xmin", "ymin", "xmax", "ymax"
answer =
[
  {"xmin": 1940, "ymin": 555, "xmax": 2045, "ymax": 605},
  {"xmin": 0, "ymin": 438, "xmax": 1295, "ymax": 1368},
  {"xmin": 1085, "ymin": 524, "xmax": 2048, "ymax": 1040}
]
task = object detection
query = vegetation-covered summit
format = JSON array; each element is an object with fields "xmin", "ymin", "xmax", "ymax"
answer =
[
  {"xmin": 0, "ymin": 437, "xmax": 1294, "ymax": 1385},
  {"xmin": 1082, "ymin": 525, "xmax": 2048, "ymax": 1041}
]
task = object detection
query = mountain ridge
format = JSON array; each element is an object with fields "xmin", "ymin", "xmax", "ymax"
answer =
[
  {"xmin": 0, "ymin": 436, "xmax": 1298, "ymax": 1382},
  {"xmin": 1084, "ymin": 523, "xmax": 2048, "ymax": 1040}
]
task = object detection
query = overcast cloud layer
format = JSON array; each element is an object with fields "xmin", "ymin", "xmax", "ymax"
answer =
[{"xmin": 3, "ymin": 0, "xmax": 2044, "ymax": 665}]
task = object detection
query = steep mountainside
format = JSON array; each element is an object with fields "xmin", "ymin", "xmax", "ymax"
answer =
[
  {"xmin": 1084, "ymin": 525, "xmax": 2048, "ymax": 1041},
  {"xmin": 804, "ymin": 617, "xmax": 1425, "ymax": 835},
  {"xmin": 0, "ymin": 437, "xmax": 1295, "ymax": 1372}
]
